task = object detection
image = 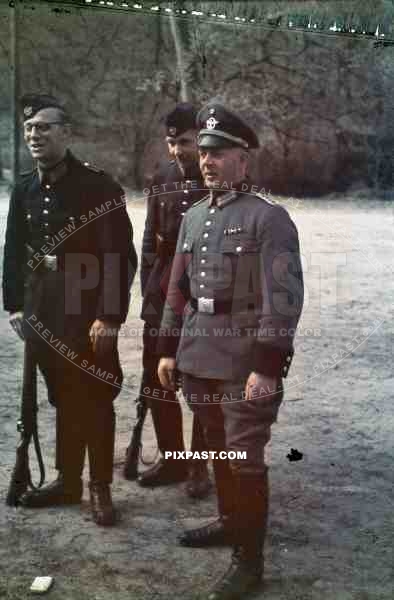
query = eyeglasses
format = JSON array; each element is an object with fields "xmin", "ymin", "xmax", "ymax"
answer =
[{"xmin": 24, "ymin": 121, "xmax": 63, "ymax": 133}]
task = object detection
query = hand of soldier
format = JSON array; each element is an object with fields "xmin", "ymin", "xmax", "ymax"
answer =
[
  {"xmin": 89, "ymin": 319, "xmax": 119, "ymax": 355},
  {"xmin": 158, "ymin": 357, "xmax": 178, "ymax": 391},
  {"xmin": 245, "ymin": 372, "xmax": 280, "ymax": 401},
  {"xmin": 9, "ymin": 312, "xmax": 25, "ymax": 340}
]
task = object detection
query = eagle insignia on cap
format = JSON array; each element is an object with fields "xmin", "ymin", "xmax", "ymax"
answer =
[
  {"xmin": 24, "ymin": 106, "xmax": 33, "ymax": 117},
  {"xmin": 206, "ymin": 116, "xmax": 219, "ymax": 130},
  {"xmin": 168, "ymin": 126, "xmax": 177, "ymax": 137},
  {"xmin": 209, "ymin": 108, "xmax": 216, "ymax": 115}
]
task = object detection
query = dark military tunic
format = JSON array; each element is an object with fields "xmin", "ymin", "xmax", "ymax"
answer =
[
  {"xmin": 3, "ymin": 151, "xmax": 136, "ymax": 337},
  {"xmin": 2, "ymin": 151, "xmax": 137, "ymax": 484},
  {"xmin": 158, "ymin": 185, "xmax": 304, "ymax": 475},
  {"xmin": 141, "ymin": 160, "xmax": 205, "ymax": 330},
  {"xmin": 138, "ymin": 159, "xmax": 207, "ymax": 458}
]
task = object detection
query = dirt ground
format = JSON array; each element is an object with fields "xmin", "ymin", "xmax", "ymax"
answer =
[{"xmin": 0, "ymin": 184, "xmax": 393, "ymax": 600}]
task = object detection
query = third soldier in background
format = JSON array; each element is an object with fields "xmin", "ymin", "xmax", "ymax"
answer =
[{"xmin": 125, "ymin": 103, "xmax": 211, "ymax": 498}]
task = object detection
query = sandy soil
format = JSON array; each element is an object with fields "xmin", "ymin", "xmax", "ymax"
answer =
[{"xmin": 0, "ymin": 184, "xmax": 393, "ymax": 600}]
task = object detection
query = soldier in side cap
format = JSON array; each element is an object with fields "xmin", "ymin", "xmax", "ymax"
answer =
[
  {"xmin": 127, "ymin": 103, "xmax": 211, "ymax": 498},
  {"xmin": 2, "ymin": 94, "xmax": 137, "ymax": 525},
  {"xmin": 158, "ymin": 103, "xmax": 304, "ymax": 599}
]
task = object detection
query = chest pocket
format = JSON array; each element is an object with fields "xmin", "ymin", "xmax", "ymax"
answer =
[
  {"xmin": 220, "ymin": 235, "xmax": 261, "ymax": 255},
  {"xmin": 220, "ymin": 235, "xmax": 262, "ymax": 299}
]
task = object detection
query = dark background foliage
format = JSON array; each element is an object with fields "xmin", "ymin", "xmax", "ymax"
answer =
[{"xmin": 0, "ymin": 0, "xmax": 393, "ymax": 195}]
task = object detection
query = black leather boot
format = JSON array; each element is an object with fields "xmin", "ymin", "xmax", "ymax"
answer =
[
  {"xmin": 89, "ymin": 481, "xmax": 116, "ymax": 526},
  {"xmin": 206, "ymin": 546, "xmax": 263, "ymax": 600},
  {"xmin": 185, "ymin": 415, "xmax": 211, "ymax": 498},
  {"xmin": 185, "ymin": 460, "xmax": 211, "ymax": 499},
  {"xmin": 179, "ymin": 515, "xmax": 235, "ymax": 547},
  {"xmin": 205, "ymin": 472, "xmax": 268, "ymax": 600},
  {"xmin": 138, "ymin": 457, "xmax": 189, "ymax": 487},
  {"xmin": 20, "ymin": 473, "xmax": 82, "ymax": 508},
  {"xmin": 179, "ymin": 451, "xmax": 235, "ymax": 547}
]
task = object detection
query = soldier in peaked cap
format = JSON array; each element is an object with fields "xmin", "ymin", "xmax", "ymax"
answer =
[
  {"xmin": 158, "ymin": 103, "xmax": 304, "ymax": 599},
  {"xmin": 126, "ymin": 102, "xmax": 211, "ymax": 498},
  {"xmin": 3, "ymin": 93, "xmax": 137, "ymax": 525}
]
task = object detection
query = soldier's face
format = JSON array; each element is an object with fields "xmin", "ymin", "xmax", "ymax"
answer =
[
  {"xmin": 199, "ymin": 147, "xmax": 247, "ymax": 189},
  {"xmin": 24, "ymin": 108, "xmax": 69, "ymax": 166},
  {"xmin": 166, "ymin": 129, "xmax": 198, "ymax": 175}
]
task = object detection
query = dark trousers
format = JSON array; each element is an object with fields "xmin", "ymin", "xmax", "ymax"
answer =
[
  {"xmin": 182, "ymin": 374, "xmax": 283, "ymax": 516},
  {"xmin": 30, "ymin": 335, "xmax": 121, "ymax": 485},
  {"xmin": 141, "ymin": 323, "xmax": 207, "ymax": 459}
]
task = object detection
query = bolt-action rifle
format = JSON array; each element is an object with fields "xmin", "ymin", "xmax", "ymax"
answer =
[
  {"xmin": 123, "ymin": 392, "xmax": 148, "ymax": 480},
  {"xmin": 6, "ymin": 342, "xmax": 45, "ymax": 506}
]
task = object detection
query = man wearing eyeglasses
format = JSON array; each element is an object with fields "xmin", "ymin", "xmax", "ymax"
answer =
[{"xmin": 2, "ymin": 94, "xmax": 137, "ymax": 526}]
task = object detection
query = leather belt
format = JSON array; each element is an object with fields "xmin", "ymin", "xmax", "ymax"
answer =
[
  {"xmin": 26, "ymin": 244, "xmax": 58, "ymax": 272},
  {"xmin": 190, "ymin": 297, "xmax": 261, "ymax": 315}
]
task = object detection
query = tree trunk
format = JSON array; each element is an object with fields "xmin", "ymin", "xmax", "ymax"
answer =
[
  {"xmin": 169, "ymin": 10, "xmax": 189, "ymax": 101},
  {"xmin": 10, "ymin": 0, "xmax": 20, "ymax": 184}
]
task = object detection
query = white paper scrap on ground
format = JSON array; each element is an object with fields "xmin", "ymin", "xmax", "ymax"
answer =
[{"xmin": 30, "ymin": 576, "xmax": 54, "ymax": 594}]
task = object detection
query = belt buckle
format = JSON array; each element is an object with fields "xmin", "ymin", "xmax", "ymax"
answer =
[
  {"xmin": 43, "ymin": 255, "xmax": 57, "ymax": 271},
  {"xmin": 198, "ymin": 297, "xmax": 214, "ymax": 314}
]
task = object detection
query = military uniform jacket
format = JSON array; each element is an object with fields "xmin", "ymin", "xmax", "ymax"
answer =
[
  {"xmin": 158, "ymin": 187, "xmax": 304, "ymax": 380},
  {"xmin": 2, "ymin": 151, "xmax": 137, "ymax": 338},
  {"xmin": 140, "ymin": 160, "xmax": 205, "ymax": 328}
]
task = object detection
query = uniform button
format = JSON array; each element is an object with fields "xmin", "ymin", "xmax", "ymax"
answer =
[
  {"xmin": 69, "ymin": 216, "xmax": 76, "ymax": 221},
  {"xmin": 43, "ymin": 222, "xmax": 49, "ymax": 227},
  {"xmin": 201, "ymin": 258, "xmax": 206, "ymax": 264},
  {"xmin": 45, "ymin": 184, "xmax": 50, "ymax": 189},
  {"xmin": 236, "ymin": 246, "xmax": 242, "ymax": 252},
  {"xmin": 201, "ymin": 246, "xmax": 207, "ymax": 252},
  {"xmin": 42, "ymin": 209, "xmax": 49, "ymax": 215},
  {"xmin": 26, "ymin": 213, "xmax": 31, "ymax": 220},
  {"xmin": 200, "ymin": 271, "xmax": 206, "ymax": 277},
  {"xmin": 199, "ymin": 284, "xmax": 205, "ymax": 289},
  {"xmin": 183, "ymin": 242, "xmax": 189, "ymax": 249},
  {"xmin": 183, "ymin": 190, "xmax": 189, "ymax": 194},
  {"xmin": 44, "ymin": 235, "xmax": 50, "ymax": 240},
  {"xmin": 205, "ymin": 220, "xmax": 212, "ymax": 226},
  {"xmin": 160, "ymin": 201, "xmax": 165, "ymax": 207},
  {"xmin": 44, "ymin": 197, "xmax": 50, "ymax": 203},
  {"xmin": 182, "ymin": 200, "xmax": 188, "ymax": 205},
  {"xmin": 181, "ymin": 212, "xmax": 185, "ymax": 216},
  {"xmin": 209, "ymin": 208, "xmax": 216, "ymax": 214},
  {"xmin": 203, "ymin": 232, "xmax": 209, "ymax": 239}
]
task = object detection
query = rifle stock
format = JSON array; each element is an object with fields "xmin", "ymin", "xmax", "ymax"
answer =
[
  {"xmin": 123, "ymin": 396, "xmax": 148, "ymax": 480},
  {"xmin": 6, "ymin": 341, "xmax": 45, "ymax": 507},
  {"xmin": 6, "ymin": 421, "xmax": 31, "ymax": 506}
]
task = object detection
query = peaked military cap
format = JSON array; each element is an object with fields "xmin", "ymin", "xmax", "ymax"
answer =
[
  {"xmin": 165, "ymin": 102, "xmax": 198, "ymax": 138},
  {"xmin": 21, "ymin": 94, "xmax": 67, "ymax": 121},
  {"xmin": 197, "ymin": 103, "xmax": 259, "ymax": 150}
]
